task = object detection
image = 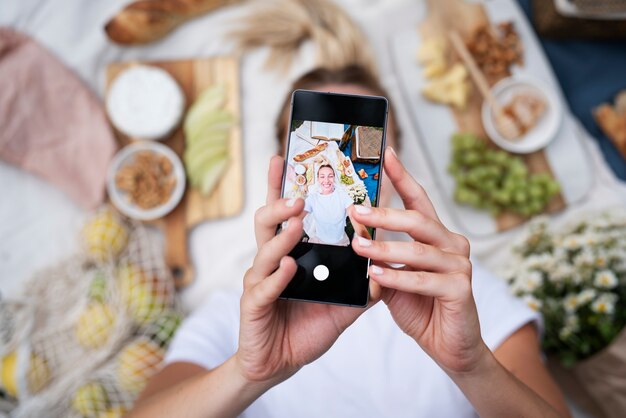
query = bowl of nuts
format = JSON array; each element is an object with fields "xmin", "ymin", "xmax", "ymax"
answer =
[{"xmin": 107, "ymin": 142, "xmax": 185, "ymax": 221}]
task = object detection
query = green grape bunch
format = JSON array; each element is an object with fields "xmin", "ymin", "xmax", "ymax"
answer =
[{"xmin": 448, "ymin": 133, "xmax": 560, "ymax": 217}]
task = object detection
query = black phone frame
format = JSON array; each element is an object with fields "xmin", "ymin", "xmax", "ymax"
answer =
[{"xmin": 278, "ymin": 89, "xmax": 389, "ymax": 307}]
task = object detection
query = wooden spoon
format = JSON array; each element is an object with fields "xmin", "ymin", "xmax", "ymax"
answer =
[{"xmin": 448, "ymin": 30, "xmax": 520, "ymax": 140}]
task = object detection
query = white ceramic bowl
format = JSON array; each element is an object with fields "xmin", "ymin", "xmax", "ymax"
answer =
[
  {"xmin": 106, "ymin": 65, "xmax": 185, "ymax": 141},
  {"xmin": 107, "ymin": 142, "xmax": 185, "ymax": 221},
  {"xmin": 482, "ymin": 75, "xmax": 562, "ymax": 154}
]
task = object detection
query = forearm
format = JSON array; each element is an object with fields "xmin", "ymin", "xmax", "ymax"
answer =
[
  {"xmin": 449, "ymin": 345, "xmax": 564, "ymax": 418},
  {"xmin": 127, "ymin": 356, "xmax": 273, "ymax": 418}
]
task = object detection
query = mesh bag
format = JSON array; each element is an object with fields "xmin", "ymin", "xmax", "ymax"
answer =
[{"xmin": 0, "ymin": 207, "xmax": 182, "ymax": 418}]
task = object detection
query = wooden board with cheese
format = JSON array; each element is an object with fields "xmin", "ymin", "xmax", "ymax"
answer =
[
  {"xmin": 389, "ymin": 0, "xmax": 593, "ymax": 236},
  {"xmin": 106, "ymin": 56, "xmax": 243, "ymax": 287}
]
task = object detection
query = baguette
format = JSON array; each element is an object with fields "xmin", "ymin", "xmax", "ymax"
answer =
[
  {"xmin": 105, "ymin": 0, "xmax": 239, "ymax": 45},
  {"xmin": 293, "ymin": 143, "xmax": 328, "ymax": 162}
]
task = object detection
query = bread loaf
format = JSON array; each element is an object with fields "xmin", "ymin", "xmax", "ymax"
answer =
[
  {"xmin": 105, "ymin": 0, "xmax": 239, "ymax": 45},
  {"xmin": 293, "ymin": 143, "xmax": 328, "ymax": 162}
]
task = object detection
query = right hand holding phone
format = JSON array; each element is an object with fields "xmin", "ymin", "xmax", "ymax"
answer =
[
  {"xmin": 350, "ymin": 148, "xmax": 489, "ymax": 376},
  {"xmin": 235, "ymin": 156, "xmax": 375, "ymax": 386}
]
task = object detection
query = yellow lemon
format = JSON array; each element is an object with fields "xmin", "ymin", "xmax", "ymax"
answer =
[
  {"xmin": 83, "ymin": 210, "xmax": 128, "ymax": 263},
  {"xmin": 0, "ymin": 351, "xmax": 51, "ymax": 398},
  {"xmin": 0, "ymin": 351, "xmax": 18, "ymax": 398},
  {"xmin": 146, "ymin": 311, "xmax": 182, "ymax": 347},
  {"xmin": 72, "ymin": 382, "xmax": 108, "ymax": 418},
  {"xmin": 76, "ymin": 303, "xmax": 116, "ymax": 348},
  {"xmin": 118, "ymin": 263, "xmax": 173, "ymax": 325},
  {"xmin": 88, "ymin": 270, "xmax": 108, "ymax": 303},
  {"xmin": 117, "ymin": 338, "xmax": 164, "ymax": 393}
]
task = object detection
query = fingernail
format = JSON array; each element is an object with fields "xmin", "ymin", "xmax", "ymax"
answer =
[
  {"xmin": 356, "ymin": 235, "xmax": 372, "ymax": 247},
  {"xmin": 387, "ymin": 146, "xmax": 397, "ymax": 157},
  {"xmin": 286, "ymin": 198, "xmax": 296, "ymax": 207},
  {"xmin": 283, "ymin": 220, "xmax": 290, "ymax": 230},
  {"xmin": 371, "ymin": 265, "xmax": 384, "ymax": 275},
  {"xmin": 354, "ymin": 205, "xmax": 371, "ymax": 215},
  {"xmin": 279, "ymin": 256, "xmax": 289, "ymax": 267}
]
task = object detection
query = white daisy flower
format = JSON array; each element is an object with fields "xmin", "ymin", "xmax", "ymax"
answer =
[
  {"xmin": 559, "ymin": 326, "xmax": 574, "ymax": 341},
  {"xmin": 522, "ymin": 271, "xmax": 543, "ymax": 292},
  {"xmin": 582, "ymin": 232, "xmax": 599, "ymax": 246},
  {"xmin": 594, "ymin": 270, "xmax": 618, "ymax": 289},
  {"xmin": 591, "ymin": 293, "xmax": 618, "ymax": 315},
  {"xmin": 524, "ymin": 253, "xmax": 555, "ymax": 271},
  {"xmin": 594, "ymin": 251, "xmax": 610, "ymax": 269},
  {"xmin": 563, "ymin": 294, "xmax": 580, "ymax": 313},
  {"xmin": 565, "ymin": 314, "xmax": 579, "ymax": 330},
  {"xmin": 573, "ymin": 248, "xmax": 594, "ymax": 268},
  {"xmin": 551, "ymin": 262, "xmax": 575, "ymax": 282},
  {"xmin": 591, "ymin": 217, "xmax": 611, "ymax": 229},
  {"xmin": 522, "ymin": 295, "xmax": 542, "ymax": 311},
  {"xmin": 563, "ymin": 235, "xmax": 583, "ymax": 250},
  {"xmin": 577, "ymin": 288, "xmax": 597, "ymax": 305}
]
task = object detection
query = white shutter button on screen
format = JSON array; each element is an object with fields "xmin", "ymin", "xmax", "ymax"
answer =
[{"xmin": 313, "ymin": 265, "xmax": 330, "ymax": 281}]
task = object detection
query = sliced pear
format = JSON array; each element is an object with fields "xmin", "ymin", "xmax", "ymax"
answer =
[
  {"xmin": 185, "ymin": 111, "xmax": 234, "ymax": 146},
  {"xmin": 185, "ymin": 144, "xmax": 228, "ymax": 181},
  {"xmin": 187, "ymin": 152, "xmax": 227, "ymax": 188},
  {"xmin": 183, "ymin": 84, "xmax": 236, "ymax": 195},
  {"xmin": 184, "ymin": 85, "xmax": 227, "ymax": 135},
  {"xmin": 200, "ymin": 158, "xmax": 229, "ymax": 195}
]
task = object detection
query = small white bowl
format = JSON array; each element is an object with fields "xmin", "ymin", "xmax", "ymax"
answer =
[
  {"xmin": 107, "ymin": 142, "xmax": 186, "ymax": 221},
  {"xmin": 106, "ymin": 65, "xmax": 185, "ymax": 141},
  {"xmin": 482, "ymin": 75, "xmax": 562, "ymax": 154},
  {"xmin": 295, "ymin": 164, "xmax": 306, "ymax": 175}
]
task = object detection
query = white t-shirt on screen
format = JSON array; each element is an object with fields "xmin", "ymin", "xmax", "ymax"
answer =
[
  {"xmin": 165, "ymin": 261, "xmax": 540, "ymax": 418},
  {"xmin": 304, "ymin": 187, "xmax": 353, "ymax": 244}
]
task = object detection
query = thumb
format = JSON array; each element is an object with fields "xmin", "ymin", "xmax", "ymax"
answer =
[{"xmin": 250, "ymin": 256, "xmax": 298, "ymax": 306}]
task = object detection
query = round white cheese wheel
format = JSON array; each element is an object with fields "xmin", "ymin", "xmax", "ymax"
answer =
[{"xmin": 106, "ymin": 65, "xmax": 185, "ymax": 140}]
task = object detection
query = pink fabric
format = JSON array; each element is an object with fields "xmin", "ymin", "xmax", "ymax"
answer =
[{"xmin": 0, "ymin": 27, "xmax": 116, "ymax": 209}]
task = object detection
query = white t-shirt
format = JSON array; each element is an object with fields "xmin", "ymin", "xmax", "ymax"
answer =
[
  {"xmin": 165, "ymin": 261, "xmax": 540, "ymax": 418},
  {"xmin": 304, "ymin": 187, "xmax": 354, "ymax": 244}
]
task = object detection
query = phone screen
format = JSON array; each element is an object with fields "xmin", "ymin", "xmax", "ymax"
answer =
[{"xmin": 278, "ymin": 90, "xmax": 388, "ymax": 307}]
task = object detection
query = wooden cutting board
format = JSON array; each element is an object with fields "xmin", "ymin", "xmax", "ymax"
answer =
[
  {"xmin": 106, "ymin": 57, "xmax": 243, "ymax": 288},
  {"xmin": 419, "ymin": 0, "xmax": 566, "ymax": 232}
]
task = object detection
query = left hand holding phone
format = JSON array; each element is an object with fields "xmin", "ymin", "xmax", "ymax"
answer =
[{"xmin": 235, "ymin": 155, "xmax": 377, "ymax": 386}]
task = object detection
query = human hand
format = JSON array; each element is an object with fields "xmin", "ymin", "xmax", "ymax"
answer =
[
  {"xmin": 236, "ymin": 156, "xmax": 378, "ymax": 385},
  {"xmin": 349, "ymin": 148, "xmax": 487, "ymax": 375}
]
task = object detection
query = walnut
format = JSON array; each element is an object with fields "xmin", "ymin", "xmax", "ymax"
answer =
[
  {"xmin": 115, "ymin": 150, "xmax": 177, "ymax": 209},
  {"xmin": 466, "ymin": 21, "xmax": 523, "ymax": 80}
]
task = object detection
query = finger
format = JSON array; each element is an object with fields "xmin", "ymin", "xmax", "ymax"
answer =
[
  {"xmin": 349, "ymin": 205, "xmax": 453, "ymax": 251},
  {"xmin": 368, "ymin": 265, "xmax": 471, "ymax": 302},
  {"xmin": 352, "ymin": 236, "xmax": 470, "ymax": 274},
  {"xmin": 368, "ymin": 275, "xmax": 382, "ymax": 303},
  {"xmin": 250, "ymin": 256, "xmax": 298, "ymax": 306},
  {"xmin": 248, "ymin": 216, "xmax": 303, "ymax": 287},
  {"xmin": 383, "ymin": 147, "xmax": 439, "ymax": 221},
  {"xmin": 266, "ymin": 155, "xmax": 285, "ymax": 205},
  {"xmin": 254, "ymin": 197, "xmax": 304, "ymax": 248}
]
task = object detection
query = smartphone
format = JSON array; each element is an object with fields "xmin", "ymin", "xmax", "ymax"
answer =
[{"xmin": 277, "ymin": 89, "xmax": 388, "ymax": 307}]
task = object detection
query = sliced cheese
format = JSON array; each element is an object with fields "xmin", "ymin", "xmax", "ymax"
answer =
[{"xmin": 421, "ymin": 64, "xmax": 470, "ymax": 109}]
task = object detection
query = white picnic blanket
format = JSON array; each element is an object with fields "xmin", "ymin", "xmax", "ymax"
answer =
[{"xmin": 1, "ymin": 0, "xmax": 625, "ymax": 317}]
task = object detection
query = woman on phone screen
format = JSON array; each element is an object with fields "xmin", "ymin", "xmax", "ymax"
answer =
[{"xmin": 303, "ymin": 164, "xmax": 354, "ymax": 245}]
